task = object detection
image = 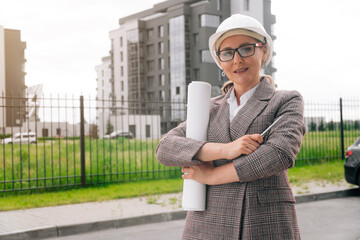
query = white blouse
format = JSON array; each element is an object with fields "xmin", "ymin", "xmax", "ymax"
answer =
[{"xmin": 227, "ymin": 84, "xmax": 259, "ymax": 122}]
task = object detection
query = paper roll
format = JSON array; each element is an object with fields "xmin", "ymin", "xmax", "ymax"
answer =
[{"xmin": 182, "ymin": 81, "xmax": 211, "ymax": 211}]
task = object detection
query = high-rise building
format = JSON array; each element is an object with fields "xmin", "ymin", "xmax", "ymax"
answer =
[
  {"xmin": 96, "ymin": 0, "xmax": 275, "ymax": 134},
  {"xmin": 0, "ymin": 26, "xmax": 27, "ymax": 128}
]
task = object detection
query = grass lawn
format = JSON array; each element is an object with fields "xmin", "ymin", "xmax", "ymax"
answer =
[
  {"xmin": 1, "ymin": 130, "xmax": 358, "ymax": 191},
  {"xmin": 0, "ymin": 160, "xmax": 347, "ymax": 211}
]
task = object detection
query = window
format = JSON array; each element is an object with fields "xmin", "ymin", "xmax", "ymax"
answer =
[
  {"xmin": 201, "ymin": 50, "xmax": 214, "ymax": 63},
  {"xmin": 146, "ymin": 125, "xmax": 151, "ymax": 138},
  {"xmin": 147, "ymin": 44, "xmax": 154, "ymax": 56},
  {"xmin": 194, "ymin": 33, "xmax": 199, "ymax": 46},
  {"xmin": 147, "ymin": 60, "xmax": 155, "ymax": 71},
  {"xmin": 56, "ymin": 128, "xmax": 61, "ymax": 136},
  {"xmin": 159, "ymin": 74, "xmax": 165, "ymax": 86},
  {"xmin": 121, "ymin": 66, "xmax": 124, "ymax": 76},
  {"xmin": 159, "ymin": 58, "xmax": 165, "ymax": 70},
  {"xmin": 129, "ymin": 125, "xmax": 136, "ymax": 138},
  {"xmin": 147, "ymin": 76, "xmax": 154, "ymax": 86},
  {"xmin": 244, "ymin": 0, "xmax": 250, "ymax": 11},
  {"xmin": 120, "ymin": 37, "xmax": 123, "ymax": 47},
  {"xmin": 158, "ymin": 42, "xmax": 164, "ymax": 54},
  {"xmin": 158, "ymin": 25, "xmax": 164, "ymax": 37},
  {"xmin": 147, "ymin": 29, "xmax": 154, "ymax": 40},
  {"xmin": 176, "ymin": 86, "xmax": 180, "ymax": 95},
  {"xmin": 127, "ymin": 29, "xmax": 139, "ymax": 43},
  {"xmin": 217, "ymin": 0, "xmax": 222, "ymax": 10},
  {"xmin": 121, "ymin": 81, "xmax": 124, "ymax": 91},
  {"xmin": 200, "ymin": 14, "xmax": 220, "ymax": 28},
  {"xmin": 42, "ymin": 128, "xmax": 49, "ymax": 137},
  {"xmin": 120, "ymin": 52, "xmax": 123, "ymax": 62},
  {"xmin": 159, "ymin": 90, "xmax": 165, "ymax": 100},
  {"xmin": 147, "ymin": 92, "xmax": 155, "ymax": 100},
  {"xmin": 121, "ymin": 96, "xmax": 124, "ymax": 105},
  {"xmin": 194, "ymin": 69, "xmax": 200, "ymax": 81}
]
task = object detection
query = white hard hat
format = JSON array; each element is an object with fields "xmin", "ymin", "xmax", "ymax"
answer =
[{"xmin": 209, "ymin": 14, "xmax": 273, "ymax": 69}]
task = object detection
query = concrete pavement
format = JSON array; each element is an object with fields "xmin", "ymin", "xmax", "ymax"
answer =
[
  {"xmin": 0, "ymin": 183, "xmax": 359, "ymax": 240},
  {"xmin": 40, "ymin": 197, "xmax": 360, "ymax": 240}
]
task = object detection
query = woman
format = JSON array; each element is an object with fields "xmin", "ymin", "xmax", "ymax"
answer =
[{"xmin": 156, "ymin": 14, "xmax": 305, "ymax": 240}]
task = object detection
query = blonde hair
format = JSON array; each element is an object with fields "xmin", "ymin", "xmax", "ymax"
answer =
[{"xmin": 221, "ymin": 75, "xmax": 275, "ymax": 94}]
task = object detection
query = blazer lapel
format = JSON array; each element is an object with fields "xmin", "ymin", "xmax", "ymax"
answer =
[
  {"xmin": 229, "ymin": 78, "xmax": 275, "ymax": 140},
  {"xmin": 207, "ymin": 90, "xmax": 232, "ymax": 143}
]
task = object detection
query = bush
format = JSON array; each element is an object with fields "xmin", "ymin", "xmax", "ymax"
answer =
[{"xmin": 0, "ymin": 134, "xmax": 12, "ymax": 139}]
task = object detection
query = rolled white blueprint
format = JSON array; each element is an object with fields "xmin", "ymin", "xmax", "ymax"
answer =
[{"xmin": 182, "ymin": 81, "xmax": 211, "ymax": 211}]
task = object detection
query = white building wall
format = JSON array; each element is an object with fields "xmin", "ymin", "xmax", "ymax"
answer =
[
  {"xmin": 231, "ymin": 0, "xmax": 264, "ymax": 24},
  {"xmin": 110, "ymin": 23, "xmax": 131, "ymax": 115},
  {"xmin": 95, "ymin": 56, "xmax": 112, "ymax": 137},
  {"xmin": 4, "ymin": 121, "xmax": 90, "ymax": 137},
  {"xmin": 0, "ymin": 26, "xmax": 5, "ymax": 129},
  {"xmin": 98, "ymin": 114, "xmax": 161, "ymax": 140}
]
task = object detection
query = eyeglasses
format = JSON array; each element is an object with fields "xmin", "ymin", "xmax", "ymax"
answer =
[{"xmin": 216, "ymin": 42, "xmax": 264, "ymax": 62}]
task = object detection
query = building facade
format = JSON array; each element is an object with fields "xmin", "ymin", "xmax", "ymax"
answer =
[
  {"xmin": 0, "ymin": 26, "xmax": 27, "ymax": 128},
  {"xmin": 96, "ymin": 0, "xmax": 276, "ymax": 134}
]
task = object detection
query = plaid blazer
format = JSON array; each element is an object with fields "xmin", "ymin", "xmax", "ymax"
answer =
[{"xmin": 157, "ymin": 78, "xmax": 305, "ymax": 240}]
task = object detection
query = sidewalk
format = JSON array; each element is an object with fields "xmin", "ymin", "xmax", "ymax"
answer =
[{"xmin": 0, "ymin": 180, "xmax": 358, "ymax": 240}]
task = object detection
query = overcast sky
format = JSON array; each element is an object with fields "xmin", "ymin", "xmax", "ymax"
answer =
[{"xmin": 0, "ymin": 0, "xmax": 359, "ymax": 100}]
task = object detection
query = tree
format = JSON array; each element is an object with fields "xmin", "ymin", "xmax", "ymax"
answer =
[
  {"xmin": 327, "ymin": 120, "xmax": 336, "ymax": 131},
  {"xmin": 106, "ymin": 120, "xmax": 114, "ymax": 135},
  {"xmin": 318, "ymin": 120, "xmax": 326, "ymax": 131},
  {"xmin": 354, "ymin": 120, "xmax": 360, "ymax": 130},
  {"xmin": 309, "ymin": 121, "xmax": 317, "ymax": 132}
]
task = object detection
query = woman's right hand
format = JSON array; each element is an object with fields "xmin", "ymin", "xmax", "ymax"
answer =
[{"xmin": 224, "ymin": 134, "xmax": 263, "ymax": 160}]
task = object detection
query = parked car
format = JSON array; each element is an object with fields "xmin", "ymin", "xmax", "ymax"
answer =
[
  {"xmin": 344, "ymin": 137, "xmax": 360, "ymax": 187},
  {"xmin": 1, "ymin": 132, "xmax": 37, "ymax": 144},
  {"xmin": 103, "ymin": 131, "xmax": 134, "ymax": 139}
]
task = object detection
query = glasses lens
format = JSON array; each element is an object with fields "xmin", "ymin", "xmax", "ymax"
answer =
[
  {"xmin": 218, "ymin": 44, "xmax": 257, "ymax": 62},
  {"xmin": 238, "ymin": 45, "xmax": 255, "ymax": 57},
  {"xmin": 219, "ymin": 50, "xmax": 234, "ymax": 62}
]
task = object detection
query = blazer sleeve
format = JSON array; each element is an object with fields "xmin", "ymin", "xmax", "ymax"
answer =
[
  {"xmin": 156, "ymin": 121, "xmax": 206, "ymax": 167},
  {"xmin": 233, "ymin": 91, "xmax": 306, "ymax": 183}
]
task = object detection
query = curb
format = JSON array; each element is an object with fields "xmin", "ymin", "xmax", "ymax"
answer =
[
  {"xmin": 1, "ymin": 188, "xmax": 359, "ymax": 240},
  {"xmin": 295, "ymin": 187, "xmax": 360, "ymax": 204},
  {"xmin": 0, "ymin": 211, "xmax": 187, "ymax": 240}
]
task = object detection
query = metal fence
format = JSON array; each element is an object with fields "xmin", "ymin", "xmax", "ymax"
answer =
[{"xmin": 0, "ymin": 94, "xmax": 359, "ymax": 192}]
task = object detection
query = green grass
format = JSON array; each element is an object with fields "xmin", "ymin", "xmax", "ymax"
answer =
[
  {"xmin": 1, "ymin": 130, "xmax": 358, "ymax": 192},
  {"xmin": 0, "ymin": 160, "xmax": 347, "ymax": 211},
  {"xmin": 0, "ymin": 178, "xmax": 183, "ymax": 211},
  {"xmin": 295, "ymin": 130, "xmax": 359, "ymax": 166},
  {"xmin": 289, "ymin": 160, "xmax": 345, "ymax": 184},
  {"xmin": 0, "ymin": 137, "xmax": 181, "ymax": 191}
]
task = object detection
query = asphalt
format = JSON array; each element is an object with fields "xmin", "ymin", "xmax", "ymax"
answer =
[{"xmin": 0, "ymin": 187, "xmax": 359, "ymax": 240}]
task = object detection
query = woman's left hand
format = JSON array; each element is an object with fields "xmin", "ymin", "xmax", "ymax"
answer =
[{"xmin": 182, "ymin": 162, "xmax": 215, "ymax": 185}]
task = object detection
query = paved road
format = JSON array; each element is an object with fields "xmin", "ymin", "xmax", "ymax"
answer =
[{"xmin": 44, "ymin": 197, "xmax": 360, "ymax": 240}]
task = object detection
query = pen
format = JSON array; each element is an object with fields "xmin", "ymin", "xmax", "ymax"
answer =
[{"xmin": 260, "ymin": 115, "xmax": 283, "ymax": 137}]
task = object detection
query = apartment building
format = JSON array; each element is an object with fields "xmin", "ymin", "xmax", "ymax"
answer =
[
  {"xmin": 95, "ymin": 56, "xmax": 113, "ymax": 132},
  {"xmin": 96, "ymin": 0, "xmax": 276, "ymax": 134},
  {"xmin": 0, "ymin": 26, "xmax": 27, "ymax": 128}
]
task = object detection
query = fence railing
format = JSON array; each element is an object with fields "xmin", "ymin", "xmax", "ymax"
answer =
[{"xmin": 0, "ymin": 95, "xmax": 359, "ymax": 192}]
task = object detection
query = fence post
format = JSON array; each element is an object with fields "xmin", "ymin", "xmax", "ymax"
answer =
[
  {"xmin": 339, "ymin": 98, "xmax": 345, "ymax": 159},
  {"xmin": 80, "ymin": 96, "xmax": 86, "ymax": 186}
]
